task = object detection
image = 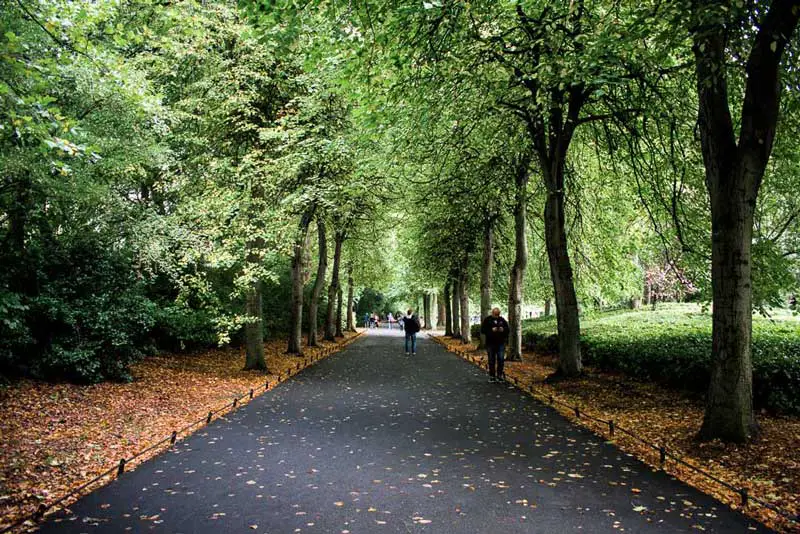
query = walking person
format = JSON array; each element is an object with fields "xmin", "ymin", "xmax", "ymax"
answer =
[
  {"xmin": 403, "ymin": 308, "xmax": 421, "ymax": 355},
  {"xmin": 481, "ymin": 307, "xmax": 510, "ymax": 383}
]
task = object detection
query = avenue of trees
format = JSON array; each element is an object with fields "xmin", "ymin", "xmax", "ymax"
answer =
[{"xmin": 2, "ymin": 0, "xmax": 800, "ymax": 444}]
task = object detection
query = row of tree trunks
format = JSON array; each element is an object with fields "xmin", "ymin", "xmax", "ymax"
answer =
[
  {"xmin": 308, "ymin": 218, "xmax": 327, "ymax": 347},
  {"xmin": 324, "ymin": 230, "xmax": 344, "ymax": 341},
  {"xmin": 287, "ymin": 209, "xmax": 315, "ymax": 355}
]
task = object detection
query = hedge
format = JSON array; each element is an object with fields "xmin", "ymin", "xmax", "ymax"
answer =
[{"xmin": 519, "ymin": 306, "xmax": 800, "ymax": 415}]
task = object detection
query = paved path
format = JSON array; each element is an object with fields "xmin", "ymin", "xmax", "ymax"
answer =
[{"xmin": 40, "ymin": 330, "xmax": 769, "ymax": 533}]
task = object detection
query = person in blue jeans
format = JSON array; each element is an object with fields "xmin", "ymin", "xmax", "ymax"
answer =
[
  {"xmin": 481, "ymin": 307, "xmax": 510, "ymax": 383},
  {"xmin": 403, "ymin": 309, "xmax": 421, "ymax": 355}
]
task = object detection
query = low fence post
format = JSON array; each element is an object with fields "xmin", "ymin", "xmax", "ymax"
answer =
[
  {"xmin": 117, "ymin": 458, "xmax": 126, "ymax": 476},
  {"xmin": 170, "ymin": 431, "xmax": 177, "ymax": 445}
]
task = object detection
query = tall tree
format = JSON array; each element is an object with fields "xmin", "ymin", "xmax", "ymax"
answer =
[
  {"xmin": 308, "ymin": 218, "xmax": 328, "ymax": 346},
  {"xmin": 692, "ymin": 0, "xmax": 800, "ymax": 442}
]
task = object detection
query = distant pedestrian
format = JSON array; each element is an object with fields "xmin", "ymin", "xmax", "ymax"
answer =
[
  {"xmin": 403, "ymin": 308, "xmax": 421, "ymax": 355},
  {"xmin": 481, "ymin": 307, "xmax": 510, "ymax": 383},
  {"xmin": 363, "ymin": 312, "xmax": 370, "ymax": 329},
  {"xmin": 387, "ymin": 312, "xmax": 395, "ymax": 330}
]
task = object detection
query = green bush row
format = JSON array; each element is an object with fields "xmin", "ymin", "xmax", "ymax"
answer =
[{"xmin": 519, "ymin": 308, "xmax": 800, "ymax": 415}]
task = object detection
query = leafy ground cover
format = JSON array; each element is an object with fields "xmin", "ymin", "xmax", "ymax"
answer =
[
  {"xmin": 0, "ymin": 332, "xmax": 360, "ymax": 532},
  {"xmin": 435, "ymin": 334, "xmax": 800, "ymax": 533},
  {"xmin": 515, "ymin": 304, "xmax": 800, "ymax": 414}
]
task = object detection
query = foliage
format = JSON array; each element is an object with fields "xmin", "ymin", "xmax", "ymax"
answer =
[{"xmin": 521, "ymin": 305, "xmax": 800, "ymax": 414}]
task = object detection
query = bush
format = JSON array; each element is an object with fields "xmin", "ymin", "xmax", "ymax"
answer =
[{"xmin": 521, "ymin": 306, "xmax": 800, "ymax": 414}]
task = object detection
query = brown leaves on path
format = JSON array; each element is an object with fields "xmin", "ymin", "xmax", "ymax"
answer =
[
  {"xmin": 433, "ymin": 335, "xmax": 800, "ymax": 533},
  {"xmin": 0, "ymin": 331, "xmax": 362, "ymax": 532}
]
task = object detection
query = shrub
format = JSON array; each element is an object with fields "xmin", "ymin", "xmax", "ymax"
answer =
[{"xmin": 521, "ymin": 306, "xmax": 800, "ymax": 414}]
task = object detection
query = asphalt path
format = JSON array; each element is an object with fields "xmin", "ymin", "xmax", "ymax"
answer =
[{"xmin": 39, "ymin": 328, "xmax": 769, "ymax": 533}]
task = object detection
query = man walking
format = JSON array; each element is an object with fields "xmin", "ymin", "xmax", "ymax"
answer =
[
  {"xmin": 403, "ymin": 308, "xmax": 421, "ymax": 355},
  {"xmin": 481, "ymin": 307, "xmax": 510, "ymax": 383}
]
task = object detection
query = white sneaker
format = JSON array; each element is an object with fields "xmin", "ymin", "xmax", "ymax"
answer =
[{"xmin": 405, "ymin": 352, "xmax": 410, "ymax": 355}]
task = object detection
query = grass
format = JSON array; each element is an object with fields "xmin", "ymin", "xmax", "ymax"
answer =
[{"xmin": 520, "ymin": 303, "xmax": 800, "ymax": 414}]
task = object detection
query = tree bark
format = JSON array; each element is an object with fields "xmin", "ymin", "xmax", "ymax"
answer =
[
  {"xmin": 287, "ymin": 210, "xmax": 314, "ymax": 354},
  {"xmin": 459, "ymin": 266, "xmax": 471, "ymax": 344},
  {"xmin": 444, "ymin": 281, "xmax": 453, "ymax": 336},
  {"xmin": 692, "ymin": 0, "xmax": 799, "ymax": 442},
  {"xmin": 437, "ymin": 291, "xmax": 446, "ymax": 328},
  {"xmin": 543, "ymin": 157, "xmax": 582, "ymax": 376},
  {"xmin": 479, "ymin": 217, "xmax": 494, "ymax": 349},
  {"xmin": 451, "ymin": 274, "xmax": 461, "ymax": 339},
  {"xmin": 346, "ymin": 263, "xmax": 356, "ymax": 332},
  {"xmin": 336, "ymin": 285, "xmax": 344, "ymax": 337},
  {"xmin": 324, "ymin": 230, "xmax": 344, "ymax": 341},
  {"xmin": 507, "ymin": 157, "xmax": 530, "ymax": 362},
  {"xmin": 308, "ymin": 218, "xmax": 327, "ymax": 347},
  {"xmin": 422, "ymin": 291, "xmax": 432, "ymax": 330},
  {"xmin": 243, "ymin": 279, "xmax": 266, "ymax": 370}
]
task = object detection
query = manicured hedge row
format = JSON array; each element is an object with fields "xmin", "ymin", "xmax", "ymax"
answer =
[{"xmin": 520, "ymin": 308, "xmax": 800, "ymax": 414}]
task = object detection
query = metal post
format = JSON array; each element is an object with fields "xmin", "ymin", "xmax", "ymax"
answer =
[
  {"xmin": 574, "ymin": 407, "xmax": 580, "ymax": 418},
  {"xmin": 170, "ymin": 431, "xmax": 177, "ymax": 445},
  {"xmin": 609, "ymin": 420, "xmax": 615, "ymax": 435},
  {"xmin": 249, "ymin": 389, "xmax": 254, "ymax": 399},
  {"xmin": 740, "ymin": 488, "xmax": 749, "ymax": 507},
  {"xmin": 659, "ymin": 446, "xmax": 666, "ymax": 469},
  {"xmin": 207, "ymin": 411, "xmax": 212, "ymax": 424},
  {"xmin": 117, "ymin": 458, "xmax": 126, "ymax": 476}
]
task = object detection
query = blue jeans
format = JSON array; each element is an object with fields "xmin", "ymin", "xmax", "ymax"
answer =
[
  {"xmin": 488, "ymin": 343, "xmax": 505, "ymax": 377},
  {"xmin": 405, "ymin": 333, "xmax": 417, "ymax": 353}
]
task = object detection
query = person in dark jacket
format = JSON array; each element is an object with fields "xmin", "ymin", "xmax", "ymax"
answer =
[
  {"xmin": 403, "ymin": 309, "xmax": 421, "ymax": 355},
  {"xmin": 481, "ymin": 307, "xmax": 510, "ymax": 383}
]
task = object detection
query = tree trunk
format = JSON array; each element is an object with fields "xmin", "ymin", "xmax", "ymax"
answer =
[
  {"xmin": 451, "ymin": 275, "xmax": 461, "ymax": 338},
  {"xmin": 507, "ymin": 158, "xmax": 529, "ymax": 362},
  {"xmin": 444, "ymin": 281, "xmax": 453, "ymax": 336},
  {"xmin": 437, "ymin": 291, "xmax": 446, "ymax": 328},
  {"xmin": 324, "ymin": 231, "xmax": 344, "ymax": 341},
  {"xmin": 423, "ymin": 293, "xmax": 432, "ymax": 330},
  {"xmin": 479, "ymin": 218, "xmax": 494, "ymax": 349},
  {"xmin": 542, "ymin": 156, "xmax": 582, "ymax": 376},
  {"xmin": 459, "ymin": 267, "xmax": 471, "ymax": 344},
  {"xmin": 346, "ymin": 264, "xmax": 356, "ymax": 332},
  {"xmin": 336, "ymin": 285, "xmax": 344, "ymax": 337},
  {"xmin": 308, "ymin": 218, "xmax": 327, "ymax": 347},
  {"xmin": 544, "ymin": 298, "xmax": 552, "ymax": 317},
  {"xmin": 243, "ymin": 279, "xmax": 267, "ymax": 370},
  {"xmin": 287, "ymin": 210, "xmax": 314, "ymax": 354},
  {"xmin": 692, "ymin": 1, "xmax": 798, "ymax": 441}
]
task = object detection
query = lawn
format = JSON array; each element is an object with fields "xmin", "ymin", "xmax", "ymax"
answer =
[{"xmin": 520, "ymin": 303, "xmax": 800, "ymax": 414}]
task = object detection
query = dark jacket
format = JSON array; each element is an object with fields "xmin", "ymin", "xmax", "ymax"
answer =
[
  {"xmin": 403, "ymin": 314, "xmax": 420, "ymax": 334},
  {"xmin": 481, "ymin": 315, "xmax": 510, "ymax": 346}
]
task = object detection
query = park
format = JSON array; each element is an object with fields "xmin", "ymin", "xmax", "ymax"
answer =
[{"xmin": 1, "ymin": 0, "xmax": 799, "ymax": 532}]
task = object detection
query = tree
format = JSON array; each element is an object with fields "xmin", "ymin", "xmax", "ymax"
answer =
[{"xmin": 691, "ymin": 0, "xmax": 800, "ymax": 442}]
